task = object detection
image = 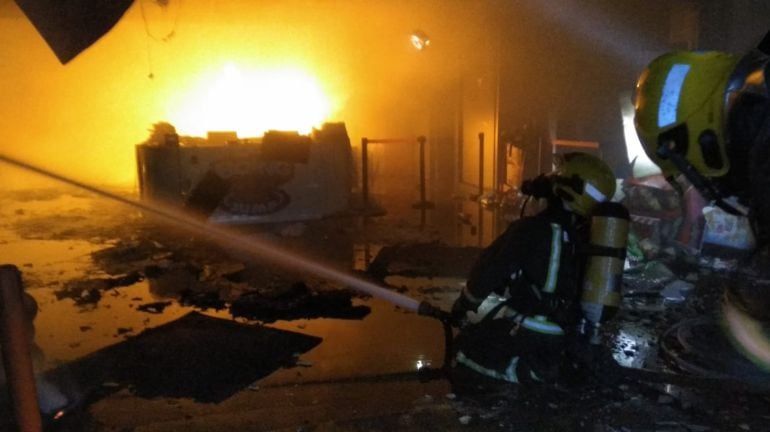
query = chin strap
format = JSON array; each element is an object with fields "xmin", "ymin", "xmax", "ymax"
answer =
[{"xmin": 657, "ymin": 142, "xmax": 748, "ymax": 216}]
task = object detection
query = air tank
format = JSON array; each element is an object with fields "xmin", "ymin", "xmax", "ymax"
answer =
[{"xmin": 581, "ymin": 201, "xmax": 630, "ymax": 343}]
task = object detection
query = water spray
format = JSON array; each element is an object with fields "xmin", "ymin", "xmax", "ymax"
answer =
[{"xmin": 0, "ymin": 154, "xmax": 452, "ymax": 321}]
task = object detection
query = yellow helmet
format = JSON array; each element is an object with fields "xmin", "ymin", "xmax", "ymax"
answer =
[
  {"xmin": 552, "ymin": 152, "xmax": 616, "ymax": 217},
  {"xmin": 634, "ymin": 51, "xmax": 739, "ymax": 179}
]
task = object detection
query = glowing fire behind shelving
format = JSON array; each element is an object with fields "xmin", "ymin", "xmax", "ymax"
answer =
[{"xmin": 168, "ymin": 63, "xmax": 335, "ymax": 138}]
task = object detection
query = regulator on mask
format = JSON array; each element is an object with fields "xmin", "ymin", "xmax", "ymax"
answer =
[{"xmin": 580, "ymin": 201, "xmax": 629, "ymax": 344}]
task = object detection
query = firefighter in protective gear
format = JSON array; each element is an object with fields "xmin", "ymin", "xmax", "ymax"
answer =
[
  {"xmin": 634, "ymin": 42, "xmax": 770, "ymax": 243},
  {"xmin": 450, "ymin": 152, "xmax": 616, "ymax": 390}
]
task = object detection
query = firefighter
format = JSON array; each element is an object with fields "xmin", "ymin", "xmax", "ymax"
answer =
[
  {"xmin": 633, "ymin": 42, "xmax": 770, "ymax": 244},
  {"xmin": 450, "ymin": 152, "xmax": 617, "ymax": 392},
  {"xmin": 634, "ymin": 38, "xmax": 770, "ymax": 371}
]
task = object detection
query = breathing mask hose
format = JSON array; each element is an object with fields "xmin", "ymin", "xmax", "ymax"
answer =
[{"xmin": 580, "ymin": 202, "xmax": 630, "ymax": 344}]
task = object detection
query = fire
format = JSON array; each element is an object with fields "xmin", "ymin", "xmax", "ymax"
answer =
[{"xmin": 168, "ymin": 63, "xmax": 333, "ymax": 138}]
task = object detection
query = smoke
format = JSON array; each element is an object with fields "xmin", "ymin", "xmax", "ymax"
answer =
[{"xmin": 0, "ymin": 0, "xmax": 494, "ymax": 189}]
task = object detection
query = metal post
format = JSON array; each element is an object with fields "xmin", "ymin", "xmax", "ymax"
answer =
[
  {"xmin": 456, "ymin": 77, "xmax": 464, "ymax": 186},
  {"xmin": 496, "ymin": 137, "xmax": 506, "ymax": 195},
  {"xmin": 478, "ymin": 132, "xmax": 485, "ymax": 199},
  {"xmin": 418, "ymin": 136, "xmax": 427, "ymax": 205},
  {"xmin": 361, "ymin": 137, "xmax": 369, "ymax": 210},
  {"xmin": 412, "ymin": 136, "xmax": 434, "ymax": 210},
  {"xmin": 0, "ymin": 265, "xmax": 42, "ymax": 432}
]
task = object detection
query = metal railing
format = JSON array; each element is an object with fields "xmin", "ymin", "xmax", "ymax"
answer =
[{"xmin": 360, "ymin": 136, "xmax": 434, "ymax": 211}]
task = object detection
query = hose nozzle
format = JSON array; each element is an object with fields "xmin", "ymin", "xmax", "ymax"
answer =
[{"xmin": 417, "ymin": 301, "xmax": 453, "ymax": 324}]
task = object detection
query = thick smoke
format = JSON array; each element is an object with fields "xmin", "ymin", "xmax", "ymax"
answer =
[{"xmin": 0, "ymin": 0, "xmax": 494, "ymax": 189}]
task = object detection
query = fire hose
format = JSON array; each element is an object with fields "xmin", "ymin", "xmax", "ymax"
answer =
[{"xmin": 416, "ymin": 301, "xmax": 456, "ymax": 377}]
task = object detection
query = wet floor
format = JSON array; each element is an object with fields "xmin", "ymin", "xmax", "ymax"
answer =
[
  {"xmin": 25, "ymin": 260, "xmax": 456, "ymax": 385},
  {"xmin": 0, "ymin": 186, "xmax": 467, "ymax": 403},
  {"xmin": 4, "ymin": 186, "xmax": 770, "ymax": 431},
  {"xmin": 7, "ymin": 192, "xmax": 461, "ymax": 354}
]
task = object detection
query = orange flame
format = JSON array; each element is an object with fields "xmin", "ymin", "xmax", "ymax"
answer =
[{"xmin": 168, "ymin": 63, "xmax": 333, "ymax": 137}]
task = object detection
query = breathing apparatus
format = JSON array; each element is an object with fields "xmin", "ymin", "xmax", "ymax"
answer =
[
  {"xmin": 579, "ymin": 201, "xmax": 629, "ymax": 344},
  {"xmin": 519, "ymin": 153, "xmax": 628, "ymax": 343}
]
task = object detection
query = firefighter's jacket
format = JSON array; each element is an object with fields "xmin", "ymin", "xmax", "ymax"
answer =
[{"xmin": 461, "ymin": 199, "xmax": 589, "ymax": 330}]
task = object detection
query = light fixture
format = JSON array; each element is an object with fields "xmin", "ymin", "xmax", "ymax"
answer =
[{"xmin": 410, "ymin": 30, "xmax": 431, "ymax": 51}]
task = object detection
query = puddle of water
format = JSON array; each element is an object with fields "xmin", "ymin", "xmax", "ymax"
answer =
[
  {"xmin": 30, "ymin": 278, "xmax": 447, "ymax": 386},
  {"xmin": 15, "ymin": 239, "xmax": 451, "ymax": 387},
  {"xmin": 1, "ymin": 187, "xmax": 462, "ymax": 392},
  {"xmin": 612, "ymin": 322, "xmax": 659, "ymax": 369},
  {"xmin": 264, "ymin": 298, "xmax": 447, "ymax": 385},
  {"xmin": 31, "ymin": 281, "xmax": 229, "ymax": 365},
  {"xmin": 0, "ymin": 236, "xmax": 102, "ymax": 288}
]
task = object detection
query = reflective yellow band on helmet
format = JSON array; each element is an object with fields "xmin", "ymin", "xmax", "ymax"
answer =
[
  {"xmin": 584, "ymin": 181, "xmax": 607, "ymax": 203},
  {"xmin": 456, "ymin": 351, "xmax": 520, "ymax": 383},
  {"xmin": 658, "ymin": 63, "xmax": 691, "ymax": 128},
  {"xmin": 521, "ymin": 315, "xmax": 565, "ymax": 335},
  {"xmin": 543, "ymin": 223, "xmax": 562, "ymax": 294}
]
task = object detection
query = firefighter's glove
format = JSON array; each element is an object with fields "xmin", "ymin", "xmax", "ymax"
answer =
[{"xmin": 451, "ymin": 295, "xmax": 477, "ymax": 327}]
